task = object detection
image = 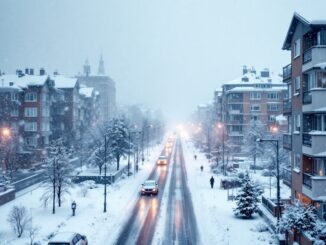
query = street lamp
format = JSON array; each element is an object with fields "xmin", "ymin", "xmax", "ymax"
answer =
[
  {"xmin": 256, "ymin": 137, "xmax": 280, "ymax": 223},
  {"xmin": 103, "ymin": 134, "xmax": 108, "ymax": 213},
  {"xmin": 218, "ymin": 123, "xmax": 225, "ymax": 176},
  {"xmin": 1, "ymin": 127, "xmax": 11, "ymax": 139}
]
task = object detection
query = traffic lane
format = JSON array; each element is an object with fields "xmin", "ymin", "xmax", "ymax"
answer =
[
  {"xmin": 164, "ymin": 140, "xmax": 198, "ymax": 245},
  {"xmin": 114, "ymin": 146, "xmax": 173, "ymax": 245}
]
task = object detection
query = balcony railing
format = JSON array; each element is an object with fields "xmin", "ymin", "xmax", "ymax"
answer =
[
  {"xmin": 283, "ymin": 64, "xmax": 292, "ymax": 81},
  {"xmin": 283, "ymin": 99, "xmax": 292, "ymax": 114},
  {"xmin": 303, "ymin": 48, "xmax": 312, "ymax": 64},
  {"xmin": 282, "ymin": 167, "xmax": 292, "ymax": 187},
  {"xmin": 283, "ymin": 134, "xmax": 292, "ymax": 150},
  {"xmin": 303, "ymin": 133, "xmax": 312, "ymax": 147},
  {"xmin": 303, "ymin": 173, "xmax": 312, "ymax": 189},
  {"xmin": 303, "ymin": 91, "xmax": 312, "ymax": 104}
]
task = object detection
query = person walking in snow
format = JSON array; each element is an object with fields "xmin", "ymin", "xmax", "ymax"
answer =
[
  {"xmin": 210, "ymin": 176, "xmax": 215, "ymax": 189},
  {"xmin": 194, "ymin": 154, "xmax": 197, "ymax": 160},
  {"xmin": 200, "ymin": 165, "xmax": 204, "ymax": 172}
]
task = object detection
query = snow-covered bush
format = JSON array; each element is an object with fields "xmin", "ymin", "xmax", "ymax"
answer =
[
  {"xmin": 7, "ymin": 205, "xmax": 31, "ymax": 238},
  {"xmin": 233, "ymin": 173, "xmax": 260, "ymax": 218},
  {"xmin": 279, "ymin": 200, "xmax": 317, "ymax": 235}
]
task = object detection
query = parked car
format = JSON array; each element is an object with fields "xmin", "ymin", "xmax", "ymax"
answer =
[
  {"xmin": 157, "ymin": 155, "xmax": 168, "ymax": 165},
  {"xmin": 48, "ymin": 232, "xmax": 88, "ymax": 245},
  {"xmin": 141, "ymin": 180, "xmax": 158, "ymax": 195}
]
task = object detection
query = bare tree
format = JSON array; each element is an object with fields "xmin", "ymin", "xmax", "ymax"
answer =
[
  {"xmin": 27, "ymin": 224, "xmax": 40, "ymax": 245},
  {"xmin": 7, "ymin": 205, "xmax": 31, "ymax": 238}
]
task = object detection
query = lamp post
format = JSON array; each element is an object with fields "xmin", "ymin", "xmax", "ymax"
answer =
[
  {"xmin": 0, "ymin": 127, "xmax": 12, "ymax": 175},
  {"xmin": 71, "ymin": 201, "xmax": 77, "ymax": 216},
  {"xmin": 127, "ymin": 132, "xmax": 131, "ymax": 177},
  {"xmin": 256, "ymin": 138, "xmax": 280, "ymax": 223},
  {"xmin": 103, "ymin": 135, "xmax": 108, "ymax": 213},
  {"xmin": 218, "ymin": 123, "xmax": 225, "ymax": 176}
]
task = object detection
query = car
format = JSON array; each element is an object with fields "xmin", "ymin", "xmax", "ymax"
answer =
[
  {"xmin": 48, "ymin": 232, "xmax": 88, "ymax": 245},
  {"xmin": 157, "ymin": 155, "xmax": 168, "ymax": 165},
  {"xmin": 141, "ymin": 180, "xmax": 158, "ymax": 195}
]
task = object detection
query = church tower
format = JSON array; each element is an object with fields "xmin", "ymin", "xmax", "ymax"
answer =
[
  {"xmin": 98, "ymin": 54, "xmax": 105, "ymax": 75},
  {"xmin": 83, "ymin": 58, "xmax": 91, "ymax": 76}
]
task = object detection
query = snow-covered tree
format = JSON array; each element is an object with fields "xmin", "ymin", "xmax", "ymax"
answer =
[
  {"xmin": 89, "ymin": 144, "xmax": 106, "ymax": 175},
  {"xmin": 106, "ymin": 118, "xmax": 129, "ymax": 171},
  {"xmin": 41, "ymin": 139, "xmax": 73, "ymax": 213},
  {"xmin": 242, "ymin": 120, "xmax": 267, "ymax": 172},
  {"xmin": 279, "ymin": 200, "xmax": 317, "ymax": 236},
  {"xmin": 233, "ymin": 173, "xmax": 260, "ymax": 218},
  {"xmin": 7, "ymin": 205, "xmax": 31, "ymax": 238}
]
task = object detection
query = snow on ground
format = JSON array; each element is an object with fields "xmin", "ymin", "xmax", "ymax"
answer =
[
  {"xmin": 0, "ymin": 144, "xmax": 163, "ymax": 245},
  {"xmin": 182, "ymin": 138, "xmax": 278, "ymax": 245}
]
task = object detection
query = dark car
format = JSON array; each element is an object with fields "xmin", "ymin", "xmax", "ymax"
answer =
[
  {"xmin": 48, "ymin": 232, "xmax": 88, "ymax": 245},
  {"xmin": 141, "ymin": 180, "xmax": 158, "ymax": 195}
]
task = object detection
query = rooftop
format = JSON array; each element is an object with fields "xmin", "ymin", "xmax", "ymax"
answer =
[{"xmin": 53, "ymin": 75, "xmax": 78, "ymax": 89}]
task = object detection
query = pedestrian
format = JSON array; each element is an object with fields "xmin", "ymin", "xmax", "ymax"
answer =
[
  {"xmin": 200, "ymin": 165, "xmax": 203, "ymax": 172},
  {"xmin": 210, "ymin": 176, "xmax": 215, "ymax": 189},
  {"xmin": 194, "ymin": 154, "xmax": 197, "ymax": 160}
]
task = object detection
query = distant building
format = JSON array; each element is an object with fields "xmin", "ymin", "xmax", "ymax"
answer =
[
  {"xmin": 76, "ymin": 55, "xmax": 116, "ymax": 122},
  {"xmin": 219, "ymin": 66, "xmax": 287, "ymax": 149},
  {"xmin": 282, "ymin": 13, "xmax": 326, "ymax": 227}
]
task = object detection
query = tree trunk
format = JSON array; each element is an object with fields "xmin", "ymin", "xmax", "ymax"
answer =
[
  {"xmin": 116, "ymin": 155, "xmax": 120, "ymax": 171},
  {"xmin": 99, "ymin": 165, "xmax": 102, "ymax": 175},
  {"xmin": 57, "ymin": 184, "xmax": 62, "ymax": 207},
  {"xmin": 52, "ymin": 159, "xmax": 56, "ymax": 214}
]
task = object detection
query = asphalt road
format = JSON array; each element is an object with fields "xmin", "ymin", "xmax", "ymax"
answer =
[{"xmin": 114, "ymin": 138, "xmax": 199, "ymax": 245}]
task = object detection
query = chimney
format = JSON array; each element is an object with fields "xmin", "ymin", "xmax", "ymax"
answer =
[
  {"xmin": 25, "ymin": 68, "xmax": 29, "ymax": 75},
  {"xmin": 16, "ymin": 70, "xmax": 24, "ymax": 77},
  {"xmin": 53, "ymin": 70, "xmax": 59, "ymax": 76},
  {"xmin": 29, "ymin": 68, "xmax": 34, "ymax": 75},
  {"xmin": 40, "ymin": 68, "xmax": 45, "ymax": 76},
  {"xmin": 242, "ymin": 76, "xmax": 249, "ymax": 82},
  {"xmin": 260, "ymin": 68, "xmax": 270, "ymax": 78},
  {"xmin": 251, "ymin": 67, "xmax": 256, "ymax": 74},
  {"xmin": 242, "ymin": 65, "xmax": 248, "ymax": 75},
  {"xmin": 9, "ymin": 82, "xmax": 14, "ymax": 86}
]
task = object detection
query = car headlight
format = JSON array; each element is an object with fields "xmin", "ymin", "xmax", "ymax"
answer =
[{"xmin": 141, "ymin": 188, "xmax": 145, "ymax": 191}]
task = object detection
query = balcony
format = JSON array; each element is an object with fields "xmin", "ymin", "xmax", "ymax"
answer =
[
  {"xmin": 302, "ymin": 89, "xmax": 326, "ymax": 112},
  {"xmin": 303, "ymin": 173, "xmax": 326, "ymax": 200},
  {"xmin": 302, "ymin": 46, "xmax": 326, "ymax": 72},
  {"xmin": 282, "ymin": 167, "xmax": 292, "ymax": 187},
  {"xmin": 283, "ymin": 133, "xmax": 292, "ymax": 150},
  {"xmin": 283, "ymin": 64, "xmax": 292, "ymax": 81},
  {"xmin": 283, "ymin": 99, "xmax": 292, "ymax": 114},
  {"xmin": 302, "ymin": 131, "xmax": 326, "ymax": 156}
]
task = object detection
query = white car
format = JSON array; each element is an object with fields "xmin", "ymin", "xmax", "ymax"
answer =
[
  {"xmin": 141, "ymin": 180, "xmax": 159, "ymax": 195},
  {"xmin": 157, "ymin": 155, "xmax": 168, "ymax": 165},
  {"xmin": 48, "ymin": 232, "xmax": 88, "ymax": 245}
]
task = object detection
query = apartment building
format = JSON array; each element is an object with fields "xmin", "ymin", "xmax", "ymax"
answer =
[
  {"xmin": 220, "ymin": 67, "xmax": 287, "ymax": 149},
  {"xmin": 282, "ymin": 13, "xmax": 326, "ymax": 221}
]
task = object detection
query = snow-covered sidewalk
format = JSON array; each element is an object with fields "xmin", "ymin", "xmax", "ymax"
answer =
[
  {"xmin": 0, "ymin": 144, "xmax": 163, "ymax": 245},
  {"xmin": 182, "ymin": 139, "xmax": 277, "ymax": 245}
]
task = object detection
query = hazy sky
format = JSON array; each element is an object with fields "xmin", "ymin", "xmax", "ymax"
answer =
[{"xmin": 0, "ymin": 0, "xmax": 325, "ymax": 123}]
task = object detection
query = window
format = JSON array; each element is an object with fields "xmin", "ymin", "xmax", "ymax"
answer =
[
  {"xmin": 250, "ymin": 92, "xmax": 261, "ymax": 100},
  {"xmin": 306, "ymin": 73, "xmax": 316, "ymax": 90},
  {"xmin": 267, "ymin": 103, "xmax": 279, "ymax": 112},
  {"xmin": 24, "ymin": 122, "xmax": 37, "ymax": 132},
  {"xmin": 24, "ymin": 92, "xmax": 37, "ymax": 102},
  {"xmin": 25, "ymin": 137, "xmax": 37, "ymax": 146},
  {"xmin": 313, "ymin": 159, "xmax": 326, "ymax": 176},
  {"xmin": 294, "ymin": 154, "xmax": 301, "ymax": 170},
  {"xmin": 268, "ymin": 115, "xmax": 276, "ymax": 122},
  {"xmin": 294, "ymin": 38, "xmax": 301, "ymax": 58},
  {"xmin": 294, "ymin": 76, "xmax": 301, "ymax": 94},
  {"xmin": 24, "ymin": 107, "xmax": 38, "ymax": 117},
  {"xmin": 41, "ymin": 107, "xmax": 49, "ymax": 117},
  {"xmin": 317, "ymin": 30, "xmax": 326, "ymax": 45},
  {"xmin": 294, "ymin": 114, "xmax": 301, "ymax": 132},
  {"xmin": 11, "ymin": 107, "xmax": 19, "ymax": 117},
  {"xmin": 267, "ymin": 92, "xmax": 278, "ymax": 100},
  {"xmin": 41, "ymin": 122, "xmax": 50, "ymax": 131},
  {"xmin": 251, "ymin": 104, "xmax": 260, "ymax": 112},
  {"xmin": 312, "ymin": 114, "xmax": 326, "ymax": 131},
  {"xmin": 251, "ymin": 115, "xmax": 260, "ymax": 121},
  {"xmin": 287, "ymin": 84, "xmax": 292, "ymax": 99},
  {"xmin": 316, "ymin": 72, "xmax": 326, "ymax": 88},
  {"xmin": 11, "ymin": 92, "xmax": 19, "ymax": 101}
]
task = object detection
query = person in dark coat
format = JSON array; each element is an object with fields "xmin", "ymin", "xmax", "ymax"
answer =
[
  {"xmin": 210, "ymin": 176, "xmax": 215, "ymax": 189},
  {"xmin": 194, "ymin": 154, "xmax": 197, "ymax": 160},
  {"xmin": 200, "ymin": 165, "xmax": 204, "ymax": 172}
]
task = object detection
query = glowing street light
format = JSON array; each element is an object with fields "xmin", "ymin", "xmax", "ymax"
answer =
[{"xmin": 1, "ymin": 127, "xmax": 11, "ymax": 139}]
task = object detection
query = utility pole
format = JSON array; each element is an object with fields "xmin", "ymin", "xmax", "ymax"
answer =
[{"xmin": 104, "ymin": 135, "xmax": 107, "ymax": 213}]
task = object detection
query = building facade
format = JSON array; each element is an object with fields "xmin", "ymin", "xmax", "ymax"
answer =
[
  {"xmin": 76, "ymin": 56, "xmax": 116, "ymax": 122},
  {"xmin": 282, "ymin": 13, "xmax": 326, "ymax": 221},
  {"xmin": 220, "ymin": 67, "xmax": 287, "ymax": 149}
]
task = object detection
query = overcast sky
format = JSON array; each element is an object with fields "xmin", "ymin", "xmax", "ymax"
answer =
[{"xmin": 0, "ymin": 0, "xmax": 325, "ymax": 123}]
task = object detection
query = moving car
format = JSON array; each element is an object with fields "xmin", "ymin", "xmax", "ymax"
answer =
[
  {"xmin": 157, "ymin": 155, "xmax": 168, "ymax": 165},
  {"xmin": 48, "ymin": 232, "xmax": 88, "ymax": 245},
  {"xmin": 141, "ymin": 180, "xmax": 158, "ymax": 195}
]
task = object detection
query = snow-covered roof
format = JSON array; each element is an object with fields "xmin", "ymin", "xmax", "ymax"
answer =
[
  {"xmin": 79, "ymin": 87, "xmax": 94, "ymax": 98},
  {"xmin": 0, "ymin": 76, "xmax": 22, "ymax": 91},
  {"xmin": 224, "ymin": 71, "xmax": 282, "ymax": 87},
  {"xmin": 226, "ymin": 86, "xmax": 286, "ymax": 93},
  {"xmin": 53, "ymin": 75, "xmax": 78, "ymax": 89},
  {"xmin": 312, "ymin": 62, "xmax": 326, "ymax": 70},
  {"xmin": 0, "ymin": 74, "xmax": 49, "ymax": 89}
]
